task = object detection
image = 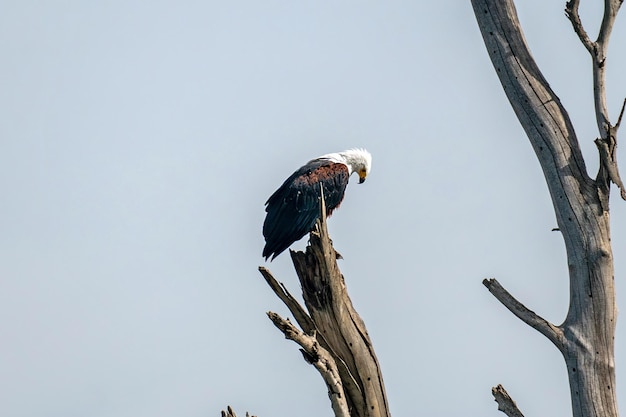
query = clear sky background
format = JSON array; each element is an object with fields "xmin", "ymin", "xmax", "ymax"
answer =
[{"xmin": 1, "ymin": 1, "xmax": 625, "ymax": 417}]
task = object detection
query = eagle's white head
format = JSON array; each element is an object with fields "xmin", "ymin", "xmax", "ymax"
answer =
[
  {"xmin": 339, "ymin": 148, "xmax": 372, "ymax": 184},
  {"xmin": 320, "ymin": 148, "xmax": 372, "ymax": 184}
]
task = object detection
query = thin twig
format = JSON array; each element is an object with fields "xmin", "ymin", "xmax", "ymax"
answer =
[
  {"xmin": 483, "ymin": 278, "xmax": 564, "ymax": 351},
  {"xmin": 615, "ymin": 97, "xmax": 626, "ymax": 130},
  {"xmin": 492, "ymin": 385, "xmax": 525, "ymax": 417},
  {"xmin": 565, "ymin": 0, "xmax": 595, "ymax": 53}
]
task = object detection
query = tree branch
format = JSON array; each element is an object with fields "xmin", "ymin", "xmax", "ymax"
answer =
[
  {"xmin": 595, "ymin": 133, "xmax": 626, "ymax": 202},
  {"xmin": 590, "ymin": 0, "xmax": 616, "ymax": 134},
  {"xmin": 565, "ymin": 0, "xmax": 594, "ymax": 53},
  {"xmin": 616, "ymin": 97, "xmax": 626, "ymax": 130},
  {"xmin": 267, "ymin": 312, "xmax": 350, "ymax": 417},
  {"xmin": 568, "ymin": 0, "xmax": 625, "ymax": 202},
  {"xmin": 221, "ymin": 406, "xmax": 256, "ymax": 417},
  {"xmin": 596, "ymin": 97, "xmax": 626, "ymax": 201},
  {"xmin": 259, "ymin": 266, "xmax": 316, "ymax": 335},
  {"xmin": 491, "ymin": 384, "xmax": 525, "ymax": 417},
  {"xmin": 597, "ymin": 0, "xmax": 623, "ymax": 52},
  {"xmin": 259, "ymin": 266, "xmax": 361, "ymax": 417},
  {"xmin": 483, "ymin": 278, "xmax": 564, "ymax": 351}
]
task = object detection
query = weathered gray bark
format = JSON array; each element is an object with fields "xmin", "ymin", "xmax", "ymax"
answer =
[
  {"xmin": 260, "ymin": 200, "xmax": 390, "ymax": 417},
  {"xmin": 471, "ymin": 1, "xmax": 623, "ymax": 416},
  {"xmin": 491, "ymin": 385, "xmax": 525, "ymax": 417}
]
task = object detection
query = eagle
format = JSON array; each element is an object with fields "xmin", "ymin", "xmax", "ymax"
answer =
[{"xmin": 262, "ymin": 148, "xmax": 372, "ymax": 260}]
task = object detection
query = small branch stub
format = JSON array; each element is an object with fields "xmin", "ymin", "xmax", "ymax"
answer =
[{"xmin": 492, "ymin": 385, "xmax": 525, "ymax": 417}]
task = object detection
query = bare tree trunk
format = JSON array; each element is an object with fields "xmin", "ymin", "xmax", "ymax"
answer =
[
  {"xmin": 471, "ymin": 1, "xmax": 624, "ymax": 416},
  {"xmin": 260, "ymin": 201, "xmax": 390, "ymax": 417}
]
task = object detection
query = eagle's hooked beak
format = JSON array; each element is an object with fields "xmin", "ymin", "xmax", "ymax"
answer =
[{"xmin": 356, "ymin": 166, "xmax": 368, "ymax": 184}]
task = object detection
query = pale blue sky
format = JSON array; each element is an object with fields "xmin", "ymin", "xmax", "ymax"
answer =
[{"xmin": 1, "ymin": 1, "xmax": 625, "ymax": 417}]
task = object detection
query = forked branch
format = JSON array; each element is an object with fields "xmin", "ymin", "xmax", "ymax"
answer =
[{"xmin": 566, "ymin": 0, "xmax": 626, "ymax": 201}]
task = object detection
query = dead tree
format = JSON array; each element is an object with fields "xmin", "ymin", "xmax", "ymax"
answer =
[
  {"xmin": 255, "ymin": 197, "xmax": 390, "ymax": 417},
  {"xmin": 471, "ymin": 1, "xmax": 625, "ymax": 416}
]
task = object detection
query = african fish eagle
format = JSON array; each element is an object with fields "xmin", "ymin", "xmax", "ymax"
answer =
[{"xmin": 262, "ymin": 148, "xmax": 372, "ymax": 260}]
